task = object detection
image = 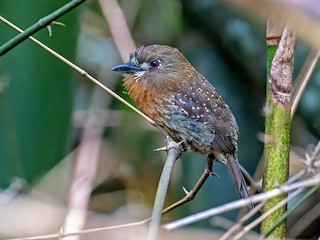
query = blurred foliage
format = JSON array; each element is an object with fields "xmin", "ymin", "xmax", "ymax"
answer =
[
  {"xmin": 0, "ymin": 0, "xmax": 81, "ymax": 187},
  {"xmin": 0, "ymin": 0, "xmax": 320, "ymax": 238}
]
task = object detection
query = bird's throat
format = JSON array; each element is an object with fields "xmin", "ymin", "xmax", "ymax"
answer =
[{"xmin": 123, "ymin": 77, "xmax": 160, "ymax": 121}]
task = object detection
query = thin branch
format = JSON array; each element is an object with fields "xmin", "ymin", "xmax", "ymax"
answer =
[
  {"xmin": 63, "ymin": 125, "xmax": 103, "ymax": 240},
  {"xmin": 219, "ymin": 200, "xmax": 267, "ymax": 240},
  {"xmin": 5, "ymin": 220, "xmax": 149, "ymax": 240},
  {"xmin": 162, "ymin": 174, "xmax": 320, "ymax": 230},
  {"xmin": 235, "ymin": 188, "xmax": 303, "ymax": 240},
  {"xmin": 0, "ymin": 16, "xmax": 155, "ymax": 126},
  {"xmin": 147, "ymin": 137, "xmax": 182, "ymax": 240},
  {"xmin": 6, "ymin": 174, "xmax": 320, "ymax": 240},
  {"xmin": 99, "ymin": 0, "xmax": 136, "ymax": 60},
  {"xmin": 287, "ymin": 197, "xmax": 320, "ymax": 237},
  {"xmin": 263, "ymin": 185, "xmax": 320, "ymax": 238},
  {"xmin": 0, "ymin": 0, "xmax": 86, "ymax": 56},
  {"xmin": 291, "ymin": 49, "xmax": 320, "ymax": 117}
]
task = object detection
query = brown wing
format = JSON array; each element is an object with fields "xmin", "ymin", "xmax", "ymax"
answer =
[{"xmin": 172, "ymin": 74, "xmax": 238, "ymax": 154}]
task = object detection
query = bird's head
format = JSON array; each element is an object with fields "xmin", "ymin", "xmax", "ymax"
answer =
[{"xmin": 112, "ymin": 45, "xmax": 195, "ymax": 92}]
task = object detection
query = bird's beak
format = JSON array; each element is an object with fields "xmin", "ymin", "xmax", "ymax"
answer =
[{"xmin": 111, "ymin": 62, "xmax": 142, "ymax": 73}]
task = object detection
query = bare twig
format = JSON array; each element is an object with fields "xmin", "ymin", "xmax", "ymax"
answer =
[
  {"xmin": 235, "ymin": 188, "xmax": 303, "ymax": 240},
  {"xmin": 0, "ymin": 16, "xmax": 154, "ymax": 125},
  {"xmin": 99, "ymin": 0, "xmax": 136, "ymax": 60},
  {"xmin": 263, "ymin": 185, "xmax": 320, "ymax": 238},
  {"xmin": 292, "ymin": 50, "xmax": 320, "ymax": 117},
  {"xmin": 288, "ymin": 196, "xmax": 320, "ymax": 238},
  {"xmin": 219, "ymin": 200, "xmax": 267, "ymax": 240},
  {"xmin": 147, "ymin": 137, "xmax": 182, "ymax": 240},
  {"xmin": 62, "ymin": 127, "xmax": 103, "ymax": 240},
  {"xmin": 163, "ymin": 174, "xmax": 320, "ymax": 230},
  {"xmin": 5, "ymin": 220, "xmax": 149, "ymax": 240},
  {"xmin": 224, "ymin": 0, "xmax": 320, "ymax": 49}
]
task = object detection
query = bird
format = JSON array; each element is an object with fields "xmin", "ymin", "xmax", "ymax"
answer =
[{"xmin": 112, "ymin": 44, "xmax": 250, "ymax": 208}]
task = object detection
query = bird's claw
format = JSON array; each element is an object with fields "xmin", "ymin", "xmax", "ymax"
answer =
[
  {"xmin": 154, "ymin": 146, "xmax": 168, "ymax": 152},
  {"xmin": 154, "ymin": 138, "xmax": 185, "ymax": 153},
  {"xmin": 210, "ymin": 171, "xmax": 219, "ymax": 178}
]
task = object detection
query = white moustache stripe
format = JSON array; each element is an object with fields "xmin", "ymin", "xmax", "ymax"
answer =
[{"xmin": 134, "ymin": 71, "xmax": 146, "ymax": 82}]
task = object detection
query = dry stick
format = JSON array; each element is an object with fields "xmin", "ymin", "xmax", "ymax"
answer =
[
  {"xmin": 264, "ymin": 185, "xmax": 320, "ymax": 239},
  {"xmin": 63, "ymin": 124, "xmax": 103, "ymax": 240},
  {"xmin": 162, "ymin": 174, "xmax": 320, "ymax": 230},
  {"xmin": 62, "ymin": 1, "xmax": 137, "ymax": 238},
  {"xmin": 6, "ymin": 175, "xmax": 320, "ymax": 240},
  {"xmin": 291, "ymin": 49, "xmax": 320, "ymax": 118},
  {"xmin": 0, "ymin": 16, "xmax": 154, "ymax": 126},
  {"xmin": 99, "ymin": 0, "xmax": 136, "ymax": 60},
  {"xmin": 287, "ymin": 197, "xmax": 320, "ymax": 238},
  {"xmin": 219, "ymin": 168, "xmax": 308, "ymax": 240},
  {"xmin": 219, "ymin": 200, "xmax": 267, "ymax": 240},
  {"xmin": 5, "ymin": 220, "xmax": 149, "ymax": 240},
  {"xmin": 234, "ymin": 188, "xmax": 304, "ymax": 240},
  {"xmin": 147, "ymin": 137, "xmax": 182, "ymax": 240},
  {"xmin": 160, "ymin": 162, "xmax": 213, "ymax": 215}
]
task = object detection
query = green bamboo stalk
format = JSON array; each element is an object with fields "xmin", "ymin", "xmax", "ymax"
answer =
[
  {"xmin": 264, "ymin": 185, "xmax": 320, "ymax": 238},
  {"xmin": 0, "ymin": 0, "xmax": 86, "ymax": 56},
  {"xmin": 261, "ymin": 22, "xmax": 296, "ymax": 239}
]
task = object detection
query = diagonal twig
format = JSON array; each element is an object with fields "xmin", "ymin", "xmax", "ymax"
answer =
[
  {"xmin": 291, "ymin": 49, "xmax": 320, "ymax": 118},
  {"xmin": 162, "ymin": 174, "xmax": 320, "ymax": 230},
  {"xmin": 0, "ymin": 16, "xmax": 155, "ymax": 126}
]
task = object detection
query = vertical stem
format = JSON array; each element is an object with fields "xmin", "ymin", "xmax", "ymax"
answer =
[
  {"xmin": 262, "ymin": 22, "xmax": 296, "ymax": 239},
  {"xmin": 147, "ymin": 137, "xmax": 181, "ymax": 240}
]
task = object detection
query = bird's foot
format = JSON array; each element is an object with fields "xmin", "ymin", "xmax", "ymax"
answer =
[
  {"xmin": 154, "ymin": 137, "xmax": 185, "ymax": 154},
  {"xmin": 209, "ymin": 170, "xmax": 219, "ymax": 178}
]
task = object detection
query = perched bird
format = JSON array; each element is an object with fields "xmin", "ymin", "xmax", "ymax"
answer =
[{"xmin": 112, "ymin": 44, "xmax": 250, "ymax": 202}]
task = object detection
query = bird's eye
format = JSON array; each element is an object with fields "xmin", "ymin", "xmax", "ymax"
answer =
[{"xmin": 149, "ymin": 59, "xmax": 161, "ymax": 68}]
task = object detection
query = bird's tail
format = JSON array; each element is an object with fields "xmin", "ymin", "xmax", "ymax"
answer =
[{"xmin": 226, "ymin": 154, "xmax": 250, "ymax": 200}]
